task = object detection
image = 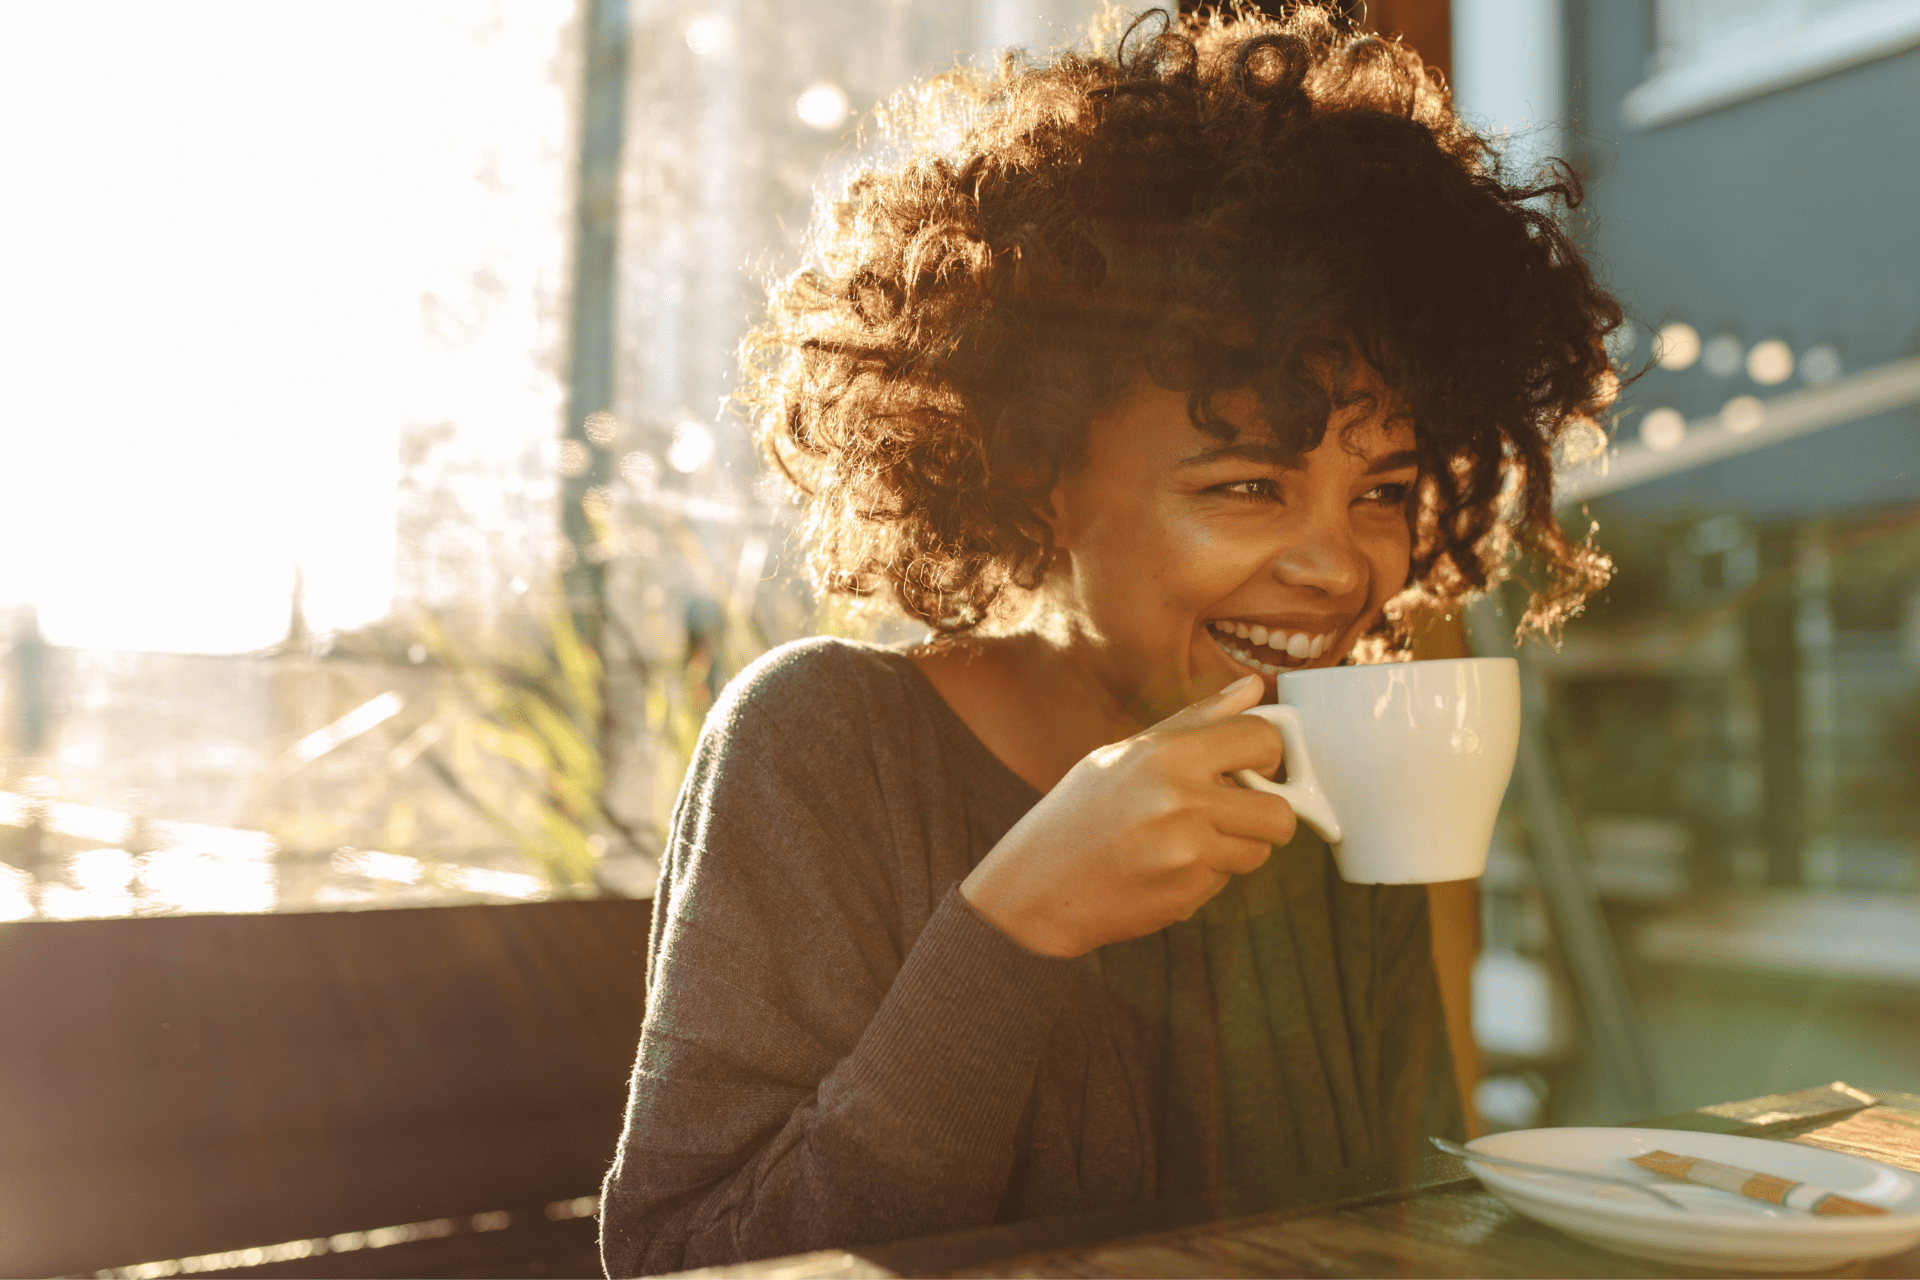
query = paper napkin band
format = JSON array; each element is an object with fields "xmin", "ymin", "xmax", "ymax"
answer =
[{"xmin": 1631, "ymin": 1149, "xmax": 1888, "ymax": 1216}]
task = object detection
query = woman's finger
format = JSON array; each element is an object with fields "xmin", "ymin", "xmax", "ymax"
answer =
[
  {"xmin": 1205, "ymin": 785, "xmax": 1298, "ymax": 847},
  {"xmin": 1160, "ymin": 712, "xmax": 1286, "ymax": 778},
  {"xmin": 1201, "ymin": 833, "xmax": 1276, "ymax": 877}
]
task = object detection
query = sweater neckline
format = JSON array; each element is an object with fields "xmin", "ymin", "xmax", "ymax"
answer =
[{"xmin": 879, "ymin": 647, "xmax": 1044, "ymax": 808}]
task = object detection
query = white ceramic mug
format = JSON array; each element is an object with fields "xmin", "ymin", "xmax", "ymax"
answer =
[{"xmin": 1233, "ymin": 657, "xmax": 1521, "ymax": 884}]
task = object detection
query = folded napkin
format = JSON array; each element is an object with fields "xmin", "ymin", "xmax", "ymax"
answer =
[{"xmin": 1631, "ymin": 1149, "xmax": 1888, "ymax": 1216}]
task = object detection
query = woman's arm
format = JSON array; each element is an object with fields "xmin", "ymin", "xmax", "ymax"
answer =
[
  {"xmin": 598, "ymin": 646, "xmax": 1077, "ymax": 1276},
  {"xmin": 600, "ymin": 647, "xmax": 1303, "ymax": 1273}
]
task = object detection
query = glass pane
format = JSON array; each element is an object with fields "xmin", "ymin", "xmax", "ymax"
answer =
[{"xmin": 0, "ymin": 0, "xmax": 1105, "ymax": 919}]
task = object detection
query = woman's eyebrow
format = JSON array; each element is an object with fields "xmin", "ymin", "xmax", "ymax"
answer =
[
  {"xmin": 1363, "ymin": 449, "xmax": 1421, "ymax": 475},
  {"xmin": 1176, "ymin": 442, "xmax": 1302, "ymax": 469},
  {"xmin": 1175, "ymin": 444, "xmax": 1421, "ymax": 473}
]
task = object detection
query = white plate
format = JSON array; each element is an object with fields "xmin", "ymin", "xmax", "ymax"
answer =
[{"xmin": 1463, "ymin": 1127, "xmax": 1920, "ymax": 1272}]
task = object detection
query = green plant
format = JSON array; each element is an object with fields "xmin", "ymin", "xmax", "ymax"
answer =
[{"xmin": 416, "ymin": 603, "xmax": 634, "ymax": 895}]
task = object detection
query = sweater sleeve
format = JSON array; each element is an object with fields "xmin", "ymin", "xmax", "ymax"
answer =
[{"xmin": 599, "ymin": 642, "xmax": 1077, "ymax": 1277}]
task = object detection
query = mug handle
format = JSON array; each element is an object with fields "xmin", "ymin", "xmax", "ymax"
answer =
[{"xmin": 1233, "ymin": 705, "xmax": 1344, "ymax": 845}]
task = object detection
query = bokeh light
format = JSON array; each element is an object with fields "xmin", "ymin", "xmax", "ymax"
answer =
[
  {"xmin": 583, "ymin": 412, "xmax": 620, "ymax": 446},
  {"xmin": 796, "ymin": 83, "xmax": 852, "ymax": 131},
  {"xmin": 1800, "ymin": 343, "xmax": 1844, "ymax": 385},
  {"xmin": 619, "ymin": 451, "xmax": 658, "ymax": 487},
  {"xmin": 1640, "ymin": 407, "xmax": 1687, "ymax": 452},
  {"xmin": 1654, "ymin": 322, "xmax": 1700, "ymax": 370},
  {"xmin": 684, "ymin": 16, "xmax": 732, "ymax": 57},
  {"xmin": 667, "ymin": 422, "xmax": 716, "ymax": 473},
  {"xmin": 1719, "ymin": 394, "xmax": 1765, "ymax": 435},
  {"xmin": 1746, "ymin": 338, "xmax": 1794, "ymax": 386},
  {"xmin": 1703, "ymin": 333, "xmax": 1745, "ymax": 377}
]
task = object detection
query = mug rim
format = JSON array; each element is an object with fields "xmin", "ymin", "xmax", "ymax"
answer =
[{"xmin": 1276, "ymin": 655, "xmax": 1518, "ymax": 685}]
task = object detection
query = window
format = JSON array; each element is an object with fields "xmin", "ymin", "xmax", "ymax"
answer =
[
  {"xmin": 0, "ymin": 0, "xmax": 1106, "ymax": 921},
  {"xmin": 1624, "ymin": 0, "xmax": 1920, "ymax": 127}
]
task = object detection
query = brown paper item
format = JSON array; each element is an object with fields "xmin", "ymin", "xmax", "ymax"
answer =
[{"xmin": 1631, "ymin": 1149, "xmax": 1888, "ymax": 1216}]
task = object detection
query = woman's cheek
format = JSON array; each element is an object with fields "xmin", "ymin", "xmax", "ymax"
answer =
[{"xmin": 1365, "ymin": 522, "xmax": 1415, "ymax": 612}]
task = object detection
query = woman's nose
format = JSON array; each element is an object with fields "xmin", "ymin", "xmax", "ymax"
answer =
[{"xmin": 1269, "ymin": 513, "xmax": 1367, "ymax": 597}]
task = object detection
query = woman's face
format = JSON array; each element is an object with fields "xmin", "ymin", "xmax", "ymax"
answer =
[{"xmin": 1044, "ymin": 378, "xmax": 1417, "ymax": 722}]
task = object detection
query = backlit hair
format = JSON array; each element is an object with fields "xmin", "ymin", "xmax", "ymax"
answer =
[{"xmin": 742, "ymin": 3, "xmax": 1621, "ymax": 644}]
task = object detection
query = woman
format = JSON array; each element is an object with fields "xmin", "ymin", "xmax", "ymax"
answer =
[{"xmin": 601, "ymin": 6, "xmax": 1618, "ymax": 1274}]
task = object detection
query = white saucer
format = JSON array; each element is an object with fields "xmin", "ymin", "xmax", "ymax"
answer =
[{"xmin": 1463, "ymin": 1127, "xmax": 1920, "ymax": 1272}]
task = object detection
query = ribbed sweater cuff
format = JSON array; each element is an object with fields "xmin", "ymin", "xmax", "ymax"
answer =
[{"xmin": 829, "ymin": 884, "xmax": 1077, "ymax": 1159}]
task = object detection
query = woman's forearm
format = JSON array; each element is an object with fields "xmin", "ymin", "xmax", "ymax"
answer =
[{"xmin": 601, "ymin": 886, "xmax": 1076, "ymax": 1275}]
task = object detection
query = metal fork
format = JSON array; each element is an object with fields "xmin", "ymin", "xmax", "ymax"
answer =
[{"xmin": 1431, "ymin": 1136, "xmax": 1691, "ymax": 1211}]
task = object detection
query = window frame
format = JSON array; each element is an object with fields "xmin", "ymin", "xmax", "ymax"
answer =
[{"xmin": 1623, "ymin": 0, "xmax": 1920, "ymax": 128}]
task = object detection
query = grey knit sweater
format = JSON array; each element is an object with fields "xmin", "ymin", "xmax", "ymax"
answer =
[{"xmin": 599, "ymin": 637, "xmax": 1460, "ymax": 1276}]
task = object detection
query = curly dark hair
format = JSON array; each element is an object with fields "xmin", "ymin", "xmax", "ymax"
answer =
[{"xmin": 742, "ymin": 3, "xmax": 1620, "ymax": 644}]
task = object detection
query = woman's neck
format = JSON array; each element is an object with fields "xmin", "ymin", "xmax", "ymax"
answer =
[{"xmin": 911, "ymin": 630, "xmax": 1139, "ymax": 794}]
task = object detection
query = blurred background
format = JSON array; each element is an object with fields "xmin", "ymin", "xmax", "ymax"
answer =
[{"xmin": 2, "ymin": 0, "xmax": 1917, "ymax": 1139}]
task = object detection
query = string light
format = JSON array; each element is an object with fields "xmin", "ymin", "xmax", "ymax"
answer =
[
  {"xmin": 1746, "ymin": 339, "xmax": 1793, "ymax": 386},
  {"xmin": 1702, "ymin": 334, "xmax": 1745, "ymax": 377},
  {"xmin": 1800, "ymin": 344, "xmax": 1843, "ymax": 385},
  {"xmin": 1655, "ymin": 322, "xmax": 1700, "ymax": 370}
]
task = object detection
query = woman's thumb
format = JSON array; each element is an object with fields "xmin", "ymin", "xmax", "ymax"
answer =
[{"xmin": 1167, "ymin": 673, "xmax": 1263, "ymax": 726}]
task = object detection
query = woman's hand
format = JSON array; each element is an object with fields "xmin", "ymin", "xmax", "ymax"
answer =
[{"xmin": 959, "ymin": 674, "xmax": 1298, "ymax": 958}]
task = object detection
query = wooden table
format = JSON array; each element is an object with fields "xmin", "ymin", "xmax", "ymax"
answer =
[{"xmin": 668, "ymin": 1083, "xmax": 1920, "ymax": 1279}]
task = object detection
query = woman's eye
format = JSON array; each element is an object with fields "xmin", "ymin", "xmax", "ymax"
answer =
[
  {"xmin": 1219, "ymin": 478, "xmax": 1280, "ymax": 501},
  {"xmin": 1359, "ymin": 481, "xmax": 1414, "ymax": 505}
]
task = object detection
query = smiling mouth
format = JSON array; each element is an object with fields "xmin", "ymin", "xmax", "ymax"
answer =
[{"xmin": 1208, "ymin": 620, "xmax": 1336, "ymax": 675}]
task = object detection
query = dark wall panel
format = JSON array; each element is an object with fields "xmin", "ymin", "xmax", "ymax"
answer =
[{"xmin": 0, "ymin": 897, "xmax": 653, "ymax": 1278}]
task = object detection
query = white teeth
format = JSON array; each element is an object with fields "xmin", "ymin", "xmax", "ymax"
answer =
[
  {"xmin": 1210, "ymin": 630, "xmax": 1270, "ymax": 676},
  {"xmin": 1211, "ymin": 622, "xmax": 1336, "ymax": 667}
]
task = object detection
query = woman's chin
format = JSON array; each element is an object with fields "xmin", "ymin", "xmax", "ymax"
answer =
[
  {"xmin": 1190, "ymin": 636, "xmax": 1269, "ymax": 700},
  {"xmin": 1200, "ymin": 632, "xmax": 1355, "ymax": 701}
]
